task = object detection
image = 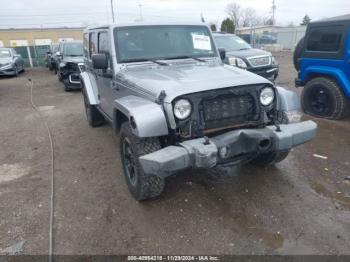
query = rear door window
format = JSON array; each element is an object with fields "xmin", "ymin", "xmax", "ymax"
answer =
[
  {"xmin": 306, "ymin": 25, "xmax": 343, "ymax": 52},
  {"xmin": 89, "ymin": 32, "xmax": 97, "ymax": 58}
]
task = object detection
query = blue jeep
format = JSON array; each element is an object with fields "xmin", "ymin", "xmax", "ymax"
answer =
[{"xmin": 295, "ymin": 14, "xmax": 350, "ymax": 119}]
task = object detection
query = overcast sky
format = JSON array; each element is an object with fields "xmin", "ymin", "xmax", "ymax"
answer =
[{"xmin": 0, "ymin": 0, "xmax": 348, "ymax": 29}]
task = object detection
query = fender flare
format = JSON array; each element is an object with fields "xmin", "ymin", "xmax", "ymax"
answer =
[
  {"xmin": 114, "ymin": 95, "xmax": 169, "ymax": 138},
  {"xmin": 275, "ymin": 86, "xmax": 301, "ymax": 111},
  {"xmin": 80, "ymin": 71, "xmax": 99, "ymax": 105},
  {"xmin": 302, "ymin": 66, "xmax": 350, "ymax": 97}
]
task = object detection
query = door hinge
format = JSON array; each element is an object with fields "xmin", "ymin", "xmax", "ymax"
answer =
[{"xmin": 111, "ymin": 80, "xmax": 119, "ymax": 90}]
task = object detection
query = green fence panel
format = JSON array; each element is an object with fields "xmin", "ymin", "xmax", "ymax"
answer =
[
  {"xmin": 13, "ymin": 46, "xmax": 31, "ymax": 67},
  {"xmin": 13, "ymin": 45, "xmax": 50, "ymax": 68}
]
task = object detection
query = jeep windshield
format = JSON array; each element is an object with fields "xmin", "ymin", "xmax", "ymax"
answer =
[
  {"xmin": 214, "ymin": 35, "xmax": 251, "ymax": 51},
  {"xmin": 114, "ymin": 25, "xmax": 217, "ymax": 63},
  {"xmin": 63, "ymin": 42, "xmax": 83, "ymax": 56}
]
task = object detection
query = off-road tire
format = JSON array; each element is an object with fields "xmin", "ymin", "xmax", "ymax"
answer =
[
  {"xmin": 82, "ymin": 88, "xmax": 104, "ymax": 127},
  {"xmin": 64, "ymin": 83, "xmax": 71, "ymax": 92},
  {"xmin": 58, "ymin": 72, "xmax": 63, "ymax": 82},
  {"xmin": 293, "ymin": 37, "xmax": 304, "ymax": 71},
  {"xmin": 250, "ymin": 111, "xmax": 289, "ymax": 167},
  {"xmin": 301, "ymin": 77, "xmax": 349, "ymax": 119},
  {"xmin": 120, "ymin": 122, "xmax": 165, "ymax": 201},
  {"xmin": 250, "ymin": 150, "xmax": 290, "ymax": 167}
]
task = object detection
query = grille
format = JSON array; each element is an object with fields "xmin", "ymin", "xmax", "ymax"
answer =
[
  {"xmin": 66, "ymin": 62, "xmax": 79, "ymax": 71},
  {"xmin": 248, "ymin": 56, "xmax": 271, "ymax": 67},
  {"xmin": 202, "ymin": 94, "xmax": 255, "ymax": 130},
  {"xmin": 70, "ymin": 73, "xmax": 80, "ymax": 82}
]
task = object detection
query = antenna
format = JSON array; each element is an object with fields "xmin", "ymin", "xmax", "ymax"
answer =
[
  {"xmin": 200, "ymin": 13, "xmax": 205, "ymax": 23},
  {"xmin": 110, "ymin": 0, "xmax": 115, "ymax": 23}
]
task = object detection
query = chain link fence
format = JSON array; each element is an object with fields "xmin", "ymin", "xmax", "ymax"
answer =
[{"xmin": 238, "ymin": 26, "xmax": 306, "ymax": 51}]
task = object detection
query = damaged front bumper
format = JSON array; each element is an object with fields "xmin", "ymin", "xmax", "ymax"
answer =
[
  {"xmin": 63, "ymin": 73, "xmax": 81, "ymax": 89},
  {"xmin": 139, "ymin": 120, "xmax": 317, "ymax": 177}
]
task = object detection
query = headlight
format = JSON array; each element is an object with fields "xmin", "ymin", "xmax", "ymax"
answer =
[
  {"xmin": 174, "ymin": 99, "xmax": 192, "ymax": 120},
  {"xmin": 228, "ymin": 57, "xmax": 247, "ymax": 69},
  {"xmin": 271, "ymin": 56, "xmax": 278, "ymax": 65},
  {"xmin": 0, "ymin": 62, "xmax": 11, "ymax": 67},
  {"xmin": 59, "ymin": 62, "xmax": 66, "ymax": 68},
  {"xmin": 260, "ymin": 87, "xmax": 275, "ymax": 106}
]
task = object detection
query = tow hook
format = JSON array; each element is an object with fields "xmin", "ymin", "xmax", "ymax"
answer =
[{"xmin": 203, "ymin": 136, "xmax": 210, "ymax": 145}]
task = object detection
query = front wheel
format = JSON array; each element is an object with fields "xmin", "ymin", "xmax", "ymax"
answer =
[
  {"xmin": 82, "ymin": 88, "xmax": 104, "ymax": 127},
  {"xmin": 301, "ymin": 77, "xmax": 349, "ymax": 119},
  {"xmin": 250, "ymin": 150, "xmax": 289, "ymax": 167},
  {"xmin": 13, "ymin": 65, "xmax": 18, "ymax": 77},
  {"xmin": 120, "ymin": 122, "xmax": 165, "ymax": 201}
]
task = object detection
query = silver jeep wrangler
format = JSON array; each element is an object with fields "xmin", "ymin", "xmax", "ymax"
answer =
[{"xmin": 81, "ymin": 23, "xmax": 317, "ymax": 200}]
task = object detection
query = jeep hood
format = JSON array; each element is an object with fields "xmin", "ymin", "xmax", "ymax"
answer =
[
  {"xmin": 62, "ymin": 56, "xmax": 84, "ymax": 64},
  {"xmin": 119, "ymin": 62, "xmax": 271, "ymax": 103}
]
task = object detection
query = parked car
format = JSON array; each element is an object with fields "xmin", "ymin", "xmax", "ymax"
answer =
[
  {"xmin": 46, "ymin": 43, "xmax": 59, "ymax": 71},
  {"xmin": 56, "ymin": 41, "xmax": 84, "ymax": 91},
  {"xmin": 295, "ymin": 14, "xmax": 350, "ymax": 119},
  {"xmin": 81, "ymin": 23, "xmax": 317, "ymax": 200},
  {"xmin": 0, "ymin": 48, "xmax": 25, "ymax": 76},
  {"xmin": 213, "ymin": 33, "xmax": 279, "ymax": 81}
]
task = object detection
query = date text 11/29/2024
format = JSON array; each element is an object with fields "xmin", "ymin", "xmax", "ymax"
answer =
[{"xmin": 127, "ymin": 255, "xmax": 219, "ymax": 261}]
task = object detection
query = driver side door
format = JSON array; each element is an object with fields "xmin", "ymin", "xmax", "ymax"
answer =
[{"xmin": 95, "ymin": 30, "xmax": 116, "ymax": 118}]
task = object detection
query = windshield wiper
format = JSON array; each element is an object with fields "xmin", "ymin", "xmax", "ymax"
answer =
[
  {"xmin": 165, "ymin": 55, "xmax": 207, "ymax": 62},
  {"xmin": 238, "ymin": 48, "xmax": 251, "ymax": 51},
  {"xmin": 123, "ymin": 58, "xmax": 169, "ymax": 66}
]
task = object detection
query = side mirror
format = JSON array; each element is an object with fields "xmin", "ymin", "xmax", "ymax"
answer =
[
  {"xmin": 218, "ymin": 48, "xmax": 226, "ymax": 60},
  {"xmin": 92, "ymin": 53, "xmax": 108, "ymax": 70}
]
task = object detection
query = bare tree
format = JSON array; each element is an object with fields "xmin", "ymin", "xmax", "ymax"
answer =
[
  {"xmin": 241, "ymin": 8, "xmax": 257, "ymax": 27},
  {"xmin": 225, "ymin": 2, "xmax": 241, "ymax": 28}
]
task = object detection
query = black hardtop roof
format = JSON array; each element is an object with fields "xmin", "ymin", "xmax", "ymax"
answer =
[{"xmin": 311, "ymin": 14, "xmax": 350, "ymax": 25}]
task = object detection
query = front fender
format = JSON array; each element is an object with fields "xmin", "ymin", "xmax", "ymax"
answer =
[
  {"xmin": 275, "ymin": 86, "xmax": 301, "ymax": 111},
  {"xmin": 80, "ymin": 71, "xmax": 99, "ymax": 105},
  {"xmin": 302, "ymin": 66, "xmax": 350, "ymax": 97},
  {"xmin": 114, "ymin": 96, "xmax": 169, "ymax": 138}
]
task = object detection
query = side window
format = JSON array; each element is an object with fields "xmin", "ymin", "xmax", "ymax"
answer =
[
  {"xmin": 306, "ymin": 26, "xmax": 343, "ymax": 52},
  {"xmin": 83, "ymin": 33, "xmax": 89, "ymax": 57},
  {"xmin": 98, "ymin": 31, "xmax": 109, "ymax": 54},
  {"xmin": 89, "ymin": 32, "xmax": 97, "ymax": 58}
]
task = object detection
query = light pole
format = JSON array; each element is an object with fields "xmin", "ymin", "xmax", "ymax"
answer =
[{"xmin": 139, "ymin": 4, "xmax": 143, "ymax": 20}]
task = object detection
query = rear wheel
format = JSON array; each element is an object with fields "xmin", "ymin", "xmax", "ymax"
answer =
[
  {"xmin": 82, "ymin": 88, "xmax": 104, "ymax": 127},
  {"xmin": 301, "ymin": 77, "xmax": 349, "ymax": 119},
  {"xmin": 120, "ymin": 122, "xmax": 165, "ymax": 201}
]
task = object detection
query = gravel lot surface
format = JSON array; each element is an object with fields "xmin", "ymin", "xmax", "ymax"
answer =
[{"xmin": 0, "ymin": 52, "xmax": 349, "ymax": 255}]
